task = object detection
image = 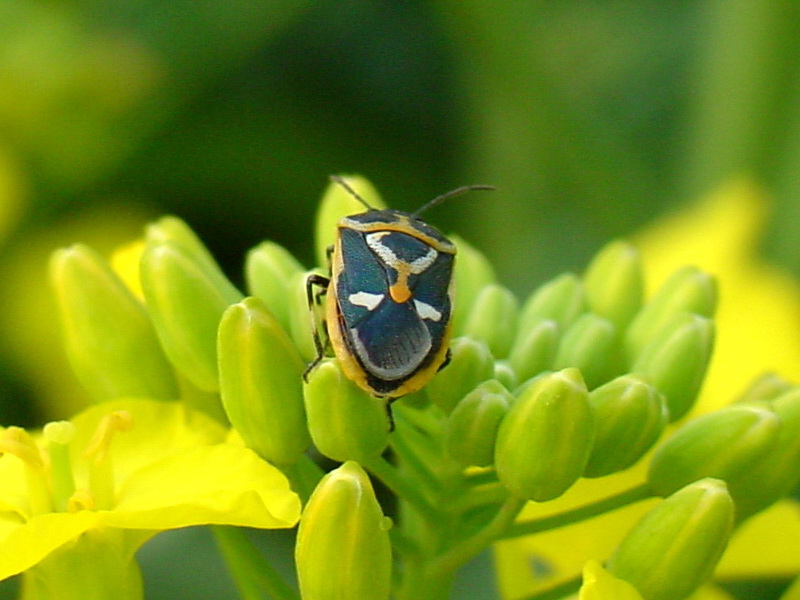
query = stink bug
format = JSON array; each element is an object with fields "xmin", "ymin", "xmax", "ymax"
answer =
[{"xmin": 304, "ymin": 175, "xmax": 494, "ymax": 405}]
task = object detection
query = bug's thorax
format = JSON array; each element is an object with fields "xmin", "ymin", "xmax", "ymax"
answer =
[{"xmin": 338, "ymin": 210, "xmax": 457, "ymax": 255}]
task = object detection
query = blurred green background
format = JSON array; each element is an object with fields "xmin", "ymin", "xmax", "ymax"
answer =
[{"xmin": 1, "ymin": 1, "xmax": 799, "ymax": 598}]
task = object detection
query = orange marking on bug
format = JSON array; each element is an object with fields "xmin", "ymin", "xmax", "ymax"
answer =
[
  {"xmin": 390, "ymin": 281, "xmax": 412, "ymax": 303},
  {"xmin": 389, "ymin": 266, "xmax": 413, "ymax": 303}
]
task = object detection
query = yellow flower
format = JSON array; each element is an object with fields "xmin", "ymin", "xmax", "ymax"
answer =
[
  {"xmin": 0, "ymin": 398, "xmax": 300, "ymax": 599},
  {"xmin": 579, "ymin": 560, "xmax": 643, "ymax": 600},
  {"xmin": 494, "ymin": 180, "xmax": 800, "ymax": 599}
]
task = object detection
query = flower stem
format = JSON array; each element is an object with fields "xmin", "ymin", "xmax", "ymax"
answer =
[
  {"xmin": 389, "ymin": 417, "xmax": 442, "ymax": 492},
  {"xmin": 502, "ymin": 483, "xmax": 652, "ymax": 539},
  {"xmin": 364, "ymin": 455, "xmax": 439, "ymax": 520},
  {"xmin": 281, "ymin": 455, "xmax": 324, "ymax": 504},
  {"xmin": 428, "ymin": 494, "xmax": 527, "ymax": 582},
  {"xmin": 212, "ymin": 526, "xmax": 299, "ymax": 600},
  {"xmin": 518, "ymin": 574, "xmax": 582, "ymax": 600},
  {"xmin": 396, "ymin": 494, "xmax": 526, "ymax": 600}
]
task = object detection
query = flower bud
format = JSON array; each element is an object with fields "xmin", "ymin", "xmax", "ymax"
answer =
[
  {"xmin": 648, "ymin": 402, "xmax": 781, "ymax": 497},
  {"xmin": 425, "ymin": 337, "xmax": 495, "ymax": 414},
  {"xmin": 145, "ymin": 216, "xmax": 219, "ymax": 273},
  {"xmin": 736, "ymin": 372, "xmax": 793, "ymax": 403},
  {"xmin": 728, "ymin": 388, "xmax": 800, "ymax": 520},
  {"xmin": 507, "ymin": 318, "xmax": 559, "ymax": 384},
  {"xmin": 584, "ymin": 375, "xmax": 667, "ymax": 478},
  {"xmin": 631, "ymin": 312, "xmax": 714, "ymax": 420},
  {"xmin": 451, "ymin": 235, "xmax": 497, "ymax": 334},
  {"xmin": 218, "ymin": 297, "xmax": 310, "ymax": 466},
  {"xmin": 303, "ymin": 360, "xmax": 389, "ymax": 463},
  {"xmin": 625, "ymin": 266, "xmax": 716, "ymax": 359},
  {"xmin": 444, "ymin": 380, "xmax": 512, "ymax": 468},
  {"xmin": 607, "ymin": 478, "xmax": 733, "ymax": 600},
  {"xmin": 495, "ymin": 368, "xmax": 594, "ymax": 501},
  {"xmin": 493, "ymin": 361, "xmax": 517, "ymax": 391},
  {"xmin": 296, "ymin": 461, "xmax": 391, "ymax": 600},
  {"xmin": 554, "ymin": 313, "xmax": 617, "ymax": 389},
  {"xmin": 583, "ymin": 240, "xmax": 644, "ymax": 330},
  {"xmin": 50, "ymin": 244, "xmax": 179, "ymax": 402},
  {"xmin": 519, "ymin": 273, "xmax": 585, "ymax": 332},
  {"xmin": 244, "ymin": 241, "xmax": 304, "ymax": 332},
  {"xmin": 315, "ymin": 174, "xmax": 385, "ymax": 268},
  {"xmin": 460, "ymin": 283, "xmax": 519, "ymax": 359},
  {"xmin": 140, "ymin": 240, "xmax": 243, "ymax": 391}
]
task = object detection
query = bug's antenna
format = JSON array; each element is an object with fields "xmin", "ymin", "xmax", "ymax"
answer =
[
  {"xmin": 413, "ymin": 184, "xmax": 496, "ymax": 218},
  {"xmin": 330, "ymin": 175, "xmax": 375, "ymax": 211}
]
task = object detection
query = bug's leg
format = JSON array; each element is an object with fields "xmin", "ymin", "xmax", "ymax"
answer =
[
  {"xmin": 437, "ymin": 348, "xmax": 452, "ymax": 372},
  {"xmin": 384, "ymin": 398, "xmax": 397, "ymax": 432},
  {"xmin": 303, "ymin": 273, "xmax": 331, "ymax": 382}
]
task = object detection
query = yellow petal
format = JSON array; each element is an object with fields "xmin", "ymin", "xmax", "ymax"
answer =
[
  {"xmin": 110, "ymin": 239, "xmax": 146, "ymax": 301},
  {"xmin": 579, "ymin": 560, "xmax": 643, "ymax": 600},
  {"xmin": 0, "ymin": 511, "xmax": 101, "ymax": 580},
  {"xmin": 108, "ymin": 444, "xmax": 300, "ymax": 529},
  {"xmin": 67, "ymin": 398, "xmax": 227, "ymax": 488},
  {"xmin": 716, "ymin": 499, "xmax": 800, "ymax": 578}
]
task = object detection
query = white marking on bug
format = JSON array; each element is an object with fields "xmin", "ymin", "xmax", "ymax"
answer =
[
  {"xmin": 366, "ymin": 232, "xmax": 439, "ymax": 273},
  {"xmin": 414, "ymin": 300, "xmax": 442, "ymax": 321},
  {"xmin": 409, "ymin": 248, "xmax": 438, "ymax": 273},
  {"xmin": 348, "ymin": 291, "xmax": 385, "ymax": 311},
  {"xmin": 366, "ymin": 232, "xmax": 399, "ymax": 266}
]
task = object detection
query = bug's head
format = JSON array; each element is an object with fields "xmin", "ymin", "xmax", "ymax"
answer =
[{"xmin": 329, "ymin": 174, "xmax": 496, "ymax": 219}]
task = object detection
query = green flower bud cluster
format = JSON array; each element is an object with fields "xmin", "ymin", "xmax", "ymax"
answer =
[
  {"xmin": 438, "ymin": 239, "xmax": 716, "ymax": 422},
  {"xmin": 49, "ymin": 176, "xmax": 800, "ymax": 600},
  {"xmin": 648, "ymin": 388, "xmax": 800, "ymax": 521},
  {"xmin": 50, "ymin": 182, "xmax": 718, "ymax": 495},
  {"xmin": 51, "ymin": 215, "xmax": 313, "ymax": 470},
  {"xmin": 415, "ymin": 237, "xmax": 713, "ymax": 503}
]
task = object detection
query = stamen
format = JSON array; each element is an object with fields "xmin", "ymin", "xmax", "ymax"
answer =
[
  {"xmin": 43, "ymin": 421, "xmax": 75, "ymax": 445},
  {"xmin": 68, "ymin": 489, "xmax": 96, "ymax": 513},
  {"xmin": 84, "ymin": 411, "xmax": 133, "ymax": 510},
  {"xmin": 0, "ymin": 427, "xmax": 52, "ymax": 515},
  {"xmin": 84, "ymin": 411, "xmax": 133, "ymax": 463},
  {"xmin": 44, "ymin": 421, "xmax": 77, "ymax": 512},
  {"xmin": 0, "ymin": 427, "xmax": 44, "ymax": 469}
]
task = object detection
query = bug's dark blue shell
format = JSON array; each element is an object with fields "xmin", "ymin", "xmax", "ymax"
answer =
[{"xmin": 334, "ymin": 225, "xmax": 454, "ymax": 394}]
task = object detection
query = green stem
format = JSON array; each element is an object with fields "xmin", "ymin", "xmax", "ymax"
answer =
[
  {"xmin": 390, "ymin": 527, "xmax": 422, "ymax": 559},
  {"xmin": 502, "ymin": 483, "xmax": 652, "ymax": 540},
  {"xmin": 518, "ymin": 574, "xmax": 582, "ymax": 600},
  {"xmin": 212, "ymin": 526, "xmax": 299, "ymax": 600},
  {"xmin": 390, "ymin": 418, "xmax": 442, "ymax": 492},
  {"xmin": 365, "ymin": 455, "xmax": 440, "ymax": 520},
  {"xmin": 281, "ymin": 455, "xmax": 324, "ymax": 504},
  {"xmin": 450, "ymin": 481, "xmax": 508, "ymax": 512},
  {"xmin": 428, "ymin": 494, "xmax": 527, "ymax": 582},
  {"xmin": 462, "ymin": 468, "xmax": 499, "ymax": 486}
]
